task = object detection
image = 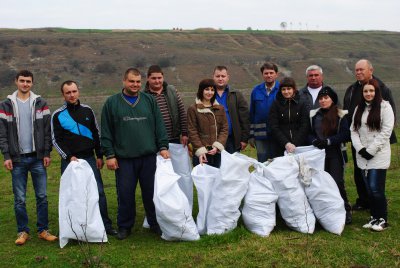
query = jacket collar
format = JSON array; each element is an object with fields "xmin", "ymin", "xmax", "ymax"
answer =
[{"xmin": 310, "ymin": 107, "xmax": 348, "ymax": 118}]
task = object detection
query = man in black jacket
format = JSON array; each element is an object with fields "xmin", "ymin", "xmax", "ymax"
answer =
[
  {"xmin": 213, "ymin": 65, "xmax": 250, "ymax": 153},
  {"xmin": 343, "ymin": 59, "xmax": 397, "ymax": 211},
  {"xmin": 51, "ymin": 80, "xmax": 117, "ymax": 236}
]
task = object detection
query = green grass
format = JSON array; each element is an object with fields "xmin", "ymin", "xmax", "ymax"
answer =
[{"xmin": 0, "ymin": 137, "xmax": 400, "ymax": 267}]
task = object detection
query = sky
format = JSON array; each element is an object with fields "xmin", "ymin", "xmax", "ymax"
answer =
[{"xmin": 0, "ymin": 0, "xmax": 399, "ymax": 32}]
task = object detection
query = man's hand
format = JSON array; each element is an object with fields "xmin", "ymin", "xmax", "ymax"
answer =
[
  {"xmin": 4, "ymin": 159, "xmax": 13, "ymax": 171},
  {"xmin": 181, "ymin": 135, "xmax": 189, "ymax": 147},
  {"xmin": 240, "ymin": 142, "xmax": 248, "ymax": 151},
  {"xmin": 106, "ymin": 158, "xmax": 119, "ymax": 170},
  {"xmin": 70, "ymin": 156, "xmax": 78, "ymax": 162},
  {"xmin": 96, "ymin": 158, "xmax": 104, "ymax": 169},
  {"xmin": 43, "ymin": 157, "xmax": 51, "ymax": 167},
  {"xmin": 160, "ymin": 150, "xmax": 170, "ymax": 159}
]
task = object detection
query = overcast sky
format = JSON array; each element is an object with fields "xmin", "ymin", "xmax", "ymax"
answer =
[{"xmin": 0, "ymin": 0, "xmax": 398, "ymax": 31}]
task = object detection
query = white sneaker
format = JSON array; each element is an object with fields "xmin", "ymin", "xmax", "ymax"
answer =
[
  {"xmin": 362, "ymin": 217, "xmax": 378, "ymax": 229},
  {"xmin": 371, "ymin": 218, "xmax": 388, "ymax": 232}
]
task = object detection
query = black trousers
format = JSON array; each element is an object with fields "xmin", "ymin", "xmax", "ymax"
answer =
[
  {"xmin": 325, "ymin": 156, "xmax": 351, "ymax": 212},
  {"xmin": 115, "ymin": 154, "xmax": 158, "ymax": 230}
]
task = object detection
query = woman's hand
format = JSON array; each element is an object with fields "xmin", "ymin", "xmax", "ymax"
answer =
[
  {"xmin": 207, "ymin": 147, "xmax": 218, "ymax": 155},
  {"xmin": 199, "ymin": 153, "xmax": 208, "ymax": 164},
  {"xmin": 285, "ymin": 142, "xmax": 296, "ymax": 153}
]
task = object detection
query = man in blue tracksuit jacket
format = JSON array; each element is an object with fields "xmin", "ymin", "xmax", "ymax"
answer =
[
  {"xmin": 249, "ymin": 62, "xmax": 280, "ymax": 162},
  {"xmin": 51, "ymin": 80, "xmax": 117, "ymax": 236}
]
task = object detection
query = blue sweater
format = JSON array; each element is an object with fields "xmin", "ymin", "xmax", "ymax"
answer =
[{"xmin": 249, "ymin": 81, "xmax": 279, "ymax": 140}]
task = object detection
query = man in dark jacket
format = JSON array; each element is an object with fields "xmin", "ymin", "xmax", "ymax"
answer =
[
  {"xmin": 299, "ymin": 65, "xmax": 338, "ymax": 110},
  {"xmin": 144, "ymin": 65, "xmax": 188, "ymax": 146},
  {"xmin": 213, "ymin": 65, "xmax": 250, "ymax": 153},
  {"xmin": 51, "ymin": 80, "xmax": 117, "ymax": 236},
  {"xmin": 343, "ymin": 59, "xmax": 397, "ymax": 211},
  {"xmin": 0, "ymin": 70, "xmax": 57, "ymax": 245}
]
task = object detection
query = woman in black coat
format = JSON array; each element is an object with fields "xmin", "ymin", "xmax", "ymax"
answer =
[
  {"xmin": 269, "ymin": 77, "xmax": 310, "ymax": 157},
  {"xmin": 309, "ymin": 86, "xmax": 352, "ymax": 224}
]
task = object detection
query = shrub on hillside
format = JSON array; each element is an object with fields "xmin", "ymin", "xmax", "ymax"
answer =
[{"xmin": 94, "ymin": 62, "xmax": 116, "ymax": 74}]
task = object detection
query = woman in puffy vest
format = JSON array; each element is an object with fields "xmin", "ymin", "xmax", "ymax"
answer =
[
  {"xmin": 309, "ymin": 86, "xmax": 352, "ymax": 225},
  {"xmin": 187, "ymin": 79, "xmax": 228, "ymax": 168},
  {"xmin": 350, "ymin": 79, "xmax": 394, "ymax": 232}
]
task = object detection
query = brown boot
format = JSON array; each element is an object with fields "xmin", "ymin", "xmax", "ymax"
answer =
[
  {"xmin": 38, "ymin": 230, "xmax": 58, "ymax": 242},
  {"xmin": 15, "ymin": 231, "xmax": 30, "ymax": 245}
]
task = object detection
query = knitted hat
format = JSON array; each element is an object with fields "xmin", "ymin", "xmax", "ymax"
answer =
[{"xmin": 318, "ymin": 86, "xmax": 338, "ymax": 105}]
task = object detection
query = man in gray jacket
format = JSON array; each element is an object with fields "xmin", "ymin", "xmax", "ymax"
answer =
[{"xmin": 0, "ymin": 70, "xmax": 57, "ymax": 245}]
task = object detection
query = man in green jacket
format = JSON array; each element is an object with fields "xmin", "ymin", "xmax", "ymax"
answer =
[
  {"xmin": 213, "ymin": 65, "xmax": 250, "ymax": 153},
  {"xmin": 101, "ymin": 68, "xmax": 169, "ymax": 240}
]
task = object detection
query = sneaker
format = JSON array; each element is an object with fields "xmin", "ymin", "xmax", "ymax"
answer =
[
  {"xmin": 362, "ymin": 217, "xmax": 378, "ymax": 229},
  {"xmin": 38, "ymin": 230, "xmax": 58, "ymax": 241},
  {"xmin": 15, "ymin": 231, "xmax": 30, "ymax": 245},
  {"xmin": 371, "ymin": 218, "xmax": 388, "ymax": 232}
]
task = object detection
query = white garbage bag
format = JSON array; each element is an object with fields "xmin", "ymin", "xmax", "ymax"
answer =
[
  {"xmin": 154, "ymin": 156, "xmax": 199, "ymax": 241},
  {"xmin": 263, "ymin": 155, "xmax": 316, "ymax": 234},
  {"xmin": 169, "ymin": 143, "xmax": 193, "ymax": 210},
  {"xmin": 59, "ymin": 160, "xmax": 107, "ymax": 248},
  {"xmin": 191, "ymin": 163, "xmax": 220, "ymax": 235},
  {"xmin": 298, "ymin": 157, "xmax": 346, "ymax": 235},
  {"xmin": 286, "ymin": 145, "xmax": 325, "ymax": 171},
  {"xmin": 242, "ymin": 164, "xmax": 278, "ymax": 237},
  {"xmin": 207, "ymin": 150, "xmax": 252, "ymax": 235}
]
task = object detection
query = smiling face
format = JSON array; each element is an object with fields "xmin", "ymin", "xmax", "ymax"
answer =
[
  {"xmin": 355, "ymin": 60, "xmax": 373, "ymax": 83},
  {"xmin": 281, "ymin": 86, "xmax": 294, "ymax": 99},
  {"xmin": 62, "ymin": 82, "xmax": 80, "ymax": 105},
  {"xmin": 123, "ymin": 72, "xmax": 142, "ymax": 96},
  {"xmin": 363, "ymin": 84, "xmax": 376, "ymax": 103},
  {"xmin": 15, "ymin": 75, "xmax": 33, "ymax": 95},
  {"xmin": 262, "ymin": 69, "xmax": 278, "ymax": 85},
  {"xmin": 202, "ymin": 86, "xmax": 215, "ymax": 102},
  {"xmin": 318, "ymin": 95, "xmax": 333, "ymax": 109}
]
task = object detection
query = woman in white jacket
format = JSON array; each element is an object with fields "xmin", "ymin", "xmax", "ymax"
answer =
[{"xmin": 350, "ymin": 79, "xmax": 395, "ymax": 231}]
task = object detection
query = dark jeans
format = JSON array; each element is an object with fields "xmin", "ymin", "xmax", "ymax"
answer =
[
  {"xmin": 61, "ymin": 156, "xmax": 113, "ymax": 230},
  {"xmin": 192, "ymin": 153, "xmax": 221, "ymax": 168},
  {"xmin": 362, "ymin": 169, "xmax": 387, "ymax": 221},
  {"xmin": 325, "ymin": 157, "xmax": 351, "ymax": 212},
  {"xmin": 225, "ymin": 135, "xmax": 240, "ymax": 154},
  {"xmin": 11, "ymin": 155, "xmax": 48, "ymax": 233},
  {"xmin": 351, "ymin": 145, "xmax": 370, "ymax": 208},
  {"xmin": 255, "ymin": 139, "xmax": 277, "ymax": 162},
  {"xmin": 115, "ymin": 154, "xmax": 158, "ymax": 230}
]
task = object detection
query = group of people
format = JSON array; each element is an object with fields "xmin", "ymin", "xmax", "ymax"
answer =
[{"xmin": 0, "ymin": 58, "xmax": 396, "ymax": 246}]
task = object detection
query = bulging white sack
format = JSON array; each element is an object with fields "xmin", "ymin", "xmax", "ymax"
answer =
[
  {"xmin": 242, "ymin": 164, "xmax": 278, "ymax": 237},
  {"xmin": 207, "ymin": 151, "xmax": 252, "ymax": 235},
  {"xmin": 169, "ymin": 143, "xmax": 193, "ymax": 210},
  {"xmin": 263, "ymin": 155, "xmax": 316, "ymax": 234},
  {"xmin": 154, "ymin": 156, "xmax": 199, "ymax": 241},
  {"xmin": 191, "ymin": 163, "xmax": 220, "ymax": 235},
  {"xmin": 286, "ymin": 145, "xmax": 325, "ymax": 171},
  {"xmin": 59, "ymin": 160, "xmax": 107, "ymax": 248},
  {"xmin": 298, "ymin": 157, "xmax": 346, "ymax": 235}
]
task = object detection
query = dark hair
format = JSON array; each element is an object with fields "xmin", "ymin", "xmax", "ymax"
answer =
[
  {"xmin": 124, "ymin": 68, "xmax": 141, "ymax": 80},
  {"xmin": 197, "ymin": 79, "xmax": 216, "ymax": 104},
  {"xmin": 60, "ymin": 80, "xmax": 78, "ymax": 93},
  {"xmin": 279, "ymin": 77, "xmax": 297, "ymax": 91},
  {"xmin": 147, "ymin": 65, "xmax": 163, "ymax": 77},
  {"xmin": 260, "ymin": 62, "xmax": 278, "ymax": 73},
  {"xmin": 213, "ymin": 65, "xmax": 228, "ymax": 73},
  {"xmin": 352, "ymin": 79, "xmax": 383, "ymax": 131},
  {"xmin": 321, "ymin": 104, "xmax": 339, "ymax": 136},
  {"xmin": 15, "ymin": 70, "xmax": 33, "ymax": 82}
]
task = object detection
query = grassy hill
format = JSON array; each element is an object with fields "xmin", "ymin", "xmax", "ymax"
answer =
[{"xmin": 0, "ymin": 28, "xmax": 399, "ymax": 116}]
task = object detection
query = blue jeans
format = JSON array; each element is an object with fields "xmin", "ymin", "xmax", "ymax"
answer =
[
  {"xmin": 61, "ymin": 156, "xmax": 113, "ymax": 230},
  {"xmin": 255, "ymin": 139, "xmax": 277, "ymax": 162},
  {"xmin": 11, "ymin": 156, "xmax": 48, "ymax": 233},
  {"xmin": 362, "ymin": 169, "xmax": 387, "ymax": 221},
  {"xmin": 115, "ymin": 154, "xmax": 158, "ymax": 230}
]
